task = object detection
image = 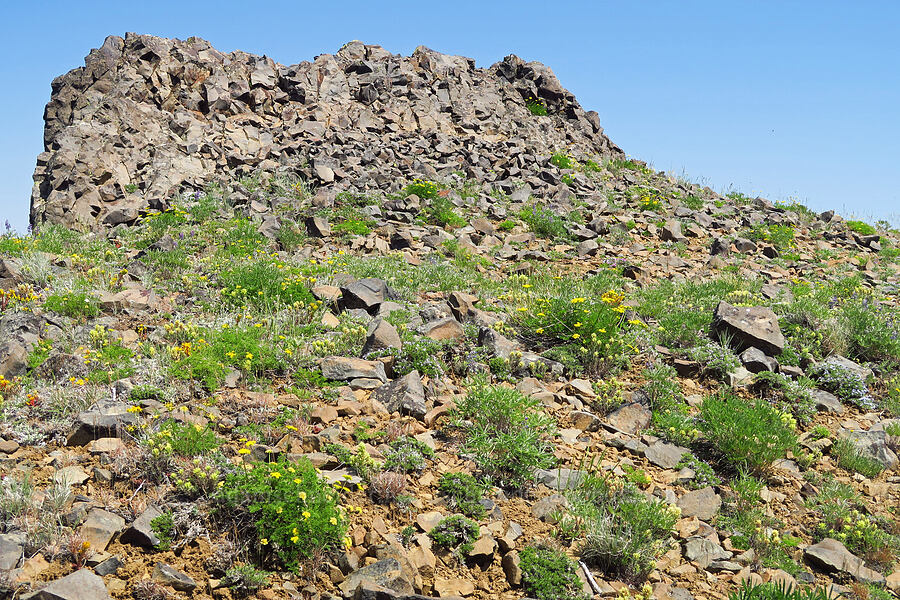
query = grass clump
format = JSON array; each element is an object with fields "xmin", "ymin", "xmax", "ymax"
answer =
[
  {"xmin": 830, "ymin": 438, "xmax": 884, "ymax": 479},
  {"xmin": 556, "ymin": 468, "xmax": 679, "ymax": 581},
  {"xmin": 382, "ymin": 436, "xmax": 434, "ymax": 473},
  {"xmin": 44, "ymin": 291, "xmax": 99, "ymax": 319},
  {"xmin": 748, "ymin": 223, "xmax": 795, "ymax": 250},
  {"xmin": 404, "ymin": 179, "xmax": 440, "ymax": 200},
  {"xmin": 512, "ymin": 284, "xmax": 631, "ymax": 375},
  {"xmin": 222, "ymin": 565, "xmax": 269, "ymax": 597},
  {"xmin": 518, "ymin": 205, "xmax": 569, "ymax": 240},
  {"xmin": 438, "ymin": 472, "xmax": 488, "ymax": 519},
  {"xmin": 519, "ymin": 545, "xmax": 586, "ymax": 600},
  {"xmin": 428, "ymin": 514, "xmax": 480, "ymax": 560},
  {"xmin": 846, "ymin": 220, "xmax": 877, "ymax": 236},
  {"xmin": 806, "ymin": 476, "xmax": 897, "ymax": 570},
  {"xmin": 525, "ymin": 96, "xmax": 548, "ymax": 116},
  {"xmin": 218, "ymin": 258, "xmax": 318, "ymax": 311},
  {"xmin": 218, "ymin": 459, "xmax": 347, "ymax": 572},
  {"xmin": 730, "ymin": 581, "xmax": 831, "ymax": 600},
  {"xmin": 698, "ymin": 391, "xmax": 797, "ymax": 473},
  {"xmin": 425, "ymin": 196, "xmax": 466, "ymax": 229},
  {"xmin": 452, "ymin": 377, "xmax": 556, "ymax": 490}
]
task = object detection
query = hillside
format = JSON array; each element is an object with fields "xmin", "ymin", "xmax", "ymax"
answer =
[{"xmin": 4, "ymin": 34, "xmax": 900, "ymax": 600}]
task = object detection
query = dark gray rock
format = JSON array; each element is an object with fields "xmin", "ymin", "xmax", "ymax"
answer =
[
  {"xmin": 711, "ymin": 301, "xmax": 785, "ymax": 356},
  {"xmin": 321, "ymin": 357, "xmax": 387, "ymax": 383},
  {"xmin": 152, "ymin": 563, "xmax": 197, "ymax": 591},
  {"xmin": 67, "ymin": 404, "xmax": 138, "ymax": 446},
  {"xmin": 361, "ymin": 318, "xmax": 402, "ymax": 356},
  {"xmin": 372, "ymin": 371, "xmax": 426, "ymax": 420},
  {"xmin": 740, "ymin": 347, "xmax": 778, "ymax": 373},
  {"xmin": 119, "ymin": 505, "xmax": 163, "ymax": 548}
]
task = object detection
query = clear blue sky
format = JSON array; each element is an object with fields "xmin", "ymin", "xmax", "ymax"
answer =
[{"xmin": 2, "ymin": 1, "xmax": 898, "ymax": 232}]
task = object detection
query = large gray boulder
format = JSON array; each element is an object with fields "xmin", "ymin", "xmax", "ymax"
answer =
[{"xmin": 711, "ymin": 301, "xmax": 785, "ymax": 356}]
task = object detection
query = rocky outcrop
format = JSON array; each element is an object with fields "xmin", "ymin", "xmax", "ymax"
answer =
[{"xmin": 30, "ymin": 34, "xmax": 621, "ymax": 229}]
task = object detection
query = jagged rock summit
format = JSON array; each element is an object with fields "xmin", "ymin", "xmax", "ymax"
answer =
[{"xmin": 30, "ymin": 33, "xmax": 620, "ymax": 229}]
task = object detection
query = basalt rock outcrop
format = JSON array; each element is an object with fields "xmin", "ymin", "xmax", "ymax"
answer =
[{"xmin": 30, "ymin": 33, "xmax": 620, "ymax": 229}]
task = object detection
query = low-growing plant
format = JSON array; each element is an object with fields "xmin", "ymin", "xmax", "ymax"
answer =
[
  {"xmin": 525, "ymin": 96, "xmax": 548, "ymax": 116},
  {"xmin": 425, "ymin": 196, "xmax": 466, "ymax": 228},
  {"xmin": 698, "ymin": 391, "xmax": 797, "ymax": 473},
  {"xmin": 513, "ymin": 286, "xmax": 631, "ymax": 375},
  {"xmin": 452, "ymin": 377, "xmax": 556, "ymax": 490},
  {"xmin": 518, "ymin": 205, "xmax": 569, "ymax": 240},
  {"xmin": 44, "ymin": 291, "xmax": 99, "ymax": 319},
  {"xmin": 808, "ymin": 362, "xmax": 876, "ymax": 410},
  {"xmin": 748, "ymin": 223, "xmax": 795, "ymax": 250},
  {"xmin": 222, "ymin": 565, "xmax": 269, "ymax": 597},
  {"xmin": 675, "ymin": 453, "xmax": 721, "ymax": 489},
  {"xmin": 752, "ymin": 372, "xmax": 817, "ymax": 425},
  {"xmin": 150, "ymin": 511, "xmax": 175, "ymax": 551},
  {"xmin": 428, "ymin": 514, "xmax": 480, "ymax": 560},
  {"xmin": 831, "ymin": 438, "xmax": 884, "ymax": 479},
  {"xmin": 519, "ymin": 544, "xmax": 586, "ymax": 600},
  {"xmin": 368, "ymin": 471, "xmax": 407, "ymax": 504},
  {"xmin": 806, "ymin": 477, "xmax": 898, "ymax": 570},
  {"xmin": 438, "ymin": 472, "xmax": 488, "ymax": 519},
  {"xmin": 557, "ymin": 468, "xmax": 679, "ymax": 581},
  {"xmin": 685, "ymin": 339, "xmax": 740, "ymax": 380},
  {"xmin": 730, "ymin": 581, "xmax": 831, "ymax": 600},
  {"xmin": 218, "ymin": 459, "xmax": 347, "ymax": 572},
  {"xmin": 846, "ymin": 220, "xmax": 877, "ymax": 236},
  {"xmin": 404, "ymin": 179, "xmax": 440, "ymax": 200},
  {"xmin": 383, "ymin": 436, "xmax": 434, "ymax": 473},
  {"xmin": 550, "ymin": 152, "xmax": 574, "ymax": 169}
]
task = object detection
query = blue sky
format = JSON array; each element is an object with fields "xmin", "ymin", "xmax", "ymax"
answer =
[{"xmin": 2, "ymin": 1, "xmax": 898, "ymax": 232}]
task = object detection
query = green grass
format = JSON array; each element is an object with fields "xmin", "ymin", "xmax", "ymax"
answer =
[
  {"xmin": 846, "ymin": 220, "xmax": 877, "ymax": 235},
  {"xmin": 831, "ymin": 438, "xmax": 884, "ymax": 478}
]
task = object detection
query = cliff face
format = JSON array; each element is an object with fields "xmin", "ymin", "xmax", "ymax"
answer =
[{"xmin": 30, "ymin": 33, "xmax": 621, "ymax": 228}]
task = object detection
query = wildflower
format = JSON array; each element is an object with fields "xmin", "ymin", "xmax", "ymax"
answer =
[
  {"xmin": 298, "ymin": 491, "xmax": 307, "ymax": 501},
  {"xmin": 269, "ymin": 471, "xmax": 282, "ymax": 479},
  {"xmin": 535, "ymin": 328, "xmax": 544, "ymax": 334},
  {"xmin": 238, "ymin": 448, "xmax": 251, "ymax": 455},
  {"xmin": 329, "ymin": 517, "xmax": 338, "ymax": 526},
  {"xmin": 291, "ymin": 535, "xmax": 299, "ymax": 543},
  {"xmin": 572, "ymin": 333, "xmax": 580, "ymax": 339},
  {"xmin": 302, "ymin": 510, "xmax": 311, "ymax": 519}
]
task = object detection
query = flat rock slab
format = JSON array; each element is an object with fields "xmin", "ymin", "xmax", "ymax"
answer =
[
  {"xmin": 804, "ymin": 538, "xmax": 885, "ymax": 585},
  {"xmin": 80, "ymin": 509, "xmax": 125, "ymax": 552},
  {"xmin": 321, "ymin": 356, "xmax": 387, "ymax": 383},
  {"xmin": 677, "ymin": 487, "xmax": 722, "ymax": 521},
  {"xmin": 32, "ymin": 569, "xmax": 111, "ymax": 600}
]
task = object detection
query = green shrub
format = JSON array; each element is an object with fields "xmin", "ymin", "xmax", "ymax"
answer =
[
  {"xmin": 550, "ymin": 152, "xmax": 573, "ymax": 169},
  {"xmin": 425, "ymin": 197, "xmax": 466, "ymax": 228},
  {"xmin": 675, "ymin": 453, "xmax": 721, "ymax": 489},
  {"xmin": 44, "ymin": 291, "xmax": 99, "ymax": 319},
  {"xmin": 438, "ymin": 473, "xmax": 488, "ymax": 519},
  {"xmin": 428, "ymin": 514, "xmax": 480, "ymax": 559},
  {"xmin": 498, "ymin": 219, "xmax": 516, "ymax": 231},
  {"xmin": 557, "ymin": 470, "xmax": 679, "ymax": 581},
  {"xmin": 148, "ymin": 420, "xmax": 221, "ymax": 457},
  {"xmin": 525, "ymin": 96, "xmax": 548, "ymax": 116},
  {"xmin": 333, "ymin": 219, "xmax": 372, "ymax": 236},
  {"xmin": 383, "ymin": 437, "xmax": 434, "ymax": 473},
  {"xmin": 748, "ymin": 223, "xmax": 795, "ymax": 250},
  {"xmin": 150, "ymin": 511, "xmax": 175, "ymax": 551},
  {"xmin": 831, "ymin": 438, "xmax": 884, "ymax": 479},
  {"xmin": 218, "ymin": 258, "xmax": 317, "ymax": 310},
  {"xmin": 404, "ymin": 179, "xmax": 440, "ymax": 200},
  {"xmin": 453, "ymin": 378, "xmax": 556, "ymax": 490},
  {"xmin": 519, "ymin": 545, "xmax": 586, "ymax": 600},
  {"xmin": 218, "ymin": 459, "xmax": 347, "ymax": 571},
  {"xmin": 169, "ymin": 325, "xmax": 289, "ymax": 391},
  {"xmin": 518, "ymin": 205, "xmax": 569, "ymax": 240},
  {"xmin": 699, "ymin": 391, "xmax": 797, "ymax": 473},
  {"xmin": 223, "ymin": 565, "xmax": 269, "ymax": 597},
  {"xmin": 846, "ymin": 220, "xmax": 876, "ymax": 236},
  {"xmin": 513, "ymin": 286, "xmax": 630, "ymax": 375}
]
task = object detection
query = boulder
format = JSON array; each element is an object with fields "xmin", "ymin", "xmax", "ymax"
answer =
[
  {"xmin": 372, "ymin": 371, "xmax": 427, "ymax": 420},
  {"xmin": 711, "ymin": 301, "xmax": 785, "ymax": 356},
  {"xmin": 804, "ymin": 538, "xmax": 885, "ymax": 584}
]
